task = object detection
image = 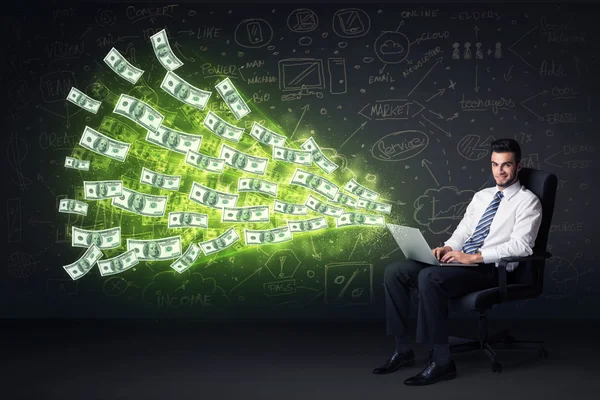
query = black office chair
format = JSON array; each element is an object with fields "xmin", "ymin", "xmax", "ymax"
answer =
[{"xmin": 446, "ymin": 167, "xmax": 558, "ymax": 373}]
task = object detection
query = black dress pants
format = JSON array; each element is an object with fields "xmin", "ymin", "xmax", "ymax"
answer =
[{"xmin": 384, "ymin": 260, "xmax": 499, "ymax": 345}]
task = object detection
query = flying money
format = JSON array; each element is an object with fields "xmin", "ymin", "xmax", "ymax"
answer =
[
  {"xmin": 103, "ymin": 47, "xmax": 144, "ymax": 84},
  {"xmin": 357, "ymin": 199, "xmax": 392, "ymax": 214},
  {"xmin": 203, "ymin": 111, "xmax": 244, "ymax": 143},
  {"xmin": 273, "ymin": 200, "xmax": 308, "ymax": 216},
  {"xmin": 113, "ymin": 94, "xmax": 164, "ymax": 133},
  {"xmin": 127, "ymin": 236, "xmax": 182, "ymax": 261},
  {"xmin": 72, "ymin": 226, "xmax": 121, "ymax": 249},
  {"xmin": 168, "ymin": 211, "xmax": 208, "ymax": 229},
  {"xmin": 63, "ymin": 244, "xmax": 103, "ymax": 280},
  {"xmin": 287, "ymin": 217, "xmax": 328, "ymax": 233},
  {"xmin": 161, "ymin": 71, "xmax": 211, "ymax": 110},
  {"xmin": 336, "ymin": 212, "xmax": 386, "ymax": 228},
  {"xmin": 79, "ymin": 126, "xmax": 131, "ymax": 162},
  {"xmin": 65, "ymin": 156, "xmax": 90, "ymax": 171},
  {"xmin": 272, "ymin": 146, "xmax": 312, "ymax": 166},
  {"xmin": 304, "ymin": 194, "xmax": 344, "ymax": 218},
  {"xmin": 198, "ymin": 227, "xmax": 240, "ymax": 255},
  {"xmin": 331, "ymin": 192, "xmax": 358, "ymax": 209},
  {"xmin": 244, "ymin": 227, "xmax": 292, "ymax": 245},
  {"xmin": 185, "ymin": 150, "xmax": 224, "ymax": 173},
  {"xmin": 290, "ymin": 168, "xmax": 339, "ymax": 200},
  {"xmin": 59, "ymin": 199, "xmax": 88, "ymax": 216},
  {"xmin": 67, "ymin": 87, "xmax": 101, "ymax": 114},
  {"xmin": 222, "ymin": 205, "xmax": 270, "ymax": 223},
  {"xmin": 189, "ymin": 182, "xmax": 238, "ymax": 210},
  {"xmin": 84, "ymin": 180, "xmax": 123, "ymax": 200},
  {"xmin": 146, "ymin": 125, "xmax": 202, "ymax": 155},
  {"xmin": 140, "ymin": 167, "xmax": 181, "ymax": 191},
  {"xmin": 238, "ymin": 178, "xmax": 277, "ymax": 197},
  {"xmin": 249, "ymin": 122, "xmax": 286, "ymax": 147},
  {"xmin": 170, "ymin": 244, "xmax": 202, "ymax": 273},
  {"xmin": 344, "ymin": 179, "xmax": 380, "ymax": 201},
  {"xmin": 300, "ymin": 137, "xmax": 339, "ymax": 174},
  {"xmin": 111, "ymin": 187, "xmax": 168, "ymax": 217},
  {"xmin": 150, "ymin": 29, "xmax": 183, "ymax": 71},
  {"xmin": 215, "ymin": 77, "xmax": 251, "ymax": 120},
  {"xmin": 219, "ymin": 144, "xmax": 268, "ymax": 175},
  {"xmin": 98, "ymin": 249, "xmax": 139, "ymax": 276}
]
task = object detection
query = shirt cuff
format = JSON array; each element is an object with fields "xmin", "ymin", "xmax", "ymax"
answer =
[{"xmin": 480, "ymin": 247, "xmax": 497, "ymax": 264}]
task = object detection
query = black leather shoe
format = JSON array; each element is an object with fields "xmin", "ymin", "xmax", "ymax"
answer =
[
  {"xmin": 403, "ymin": 360, "xmax": 457, "ymax": 386},
  {"xmin": 372, "ymin": 349, "xmax": 416, "ymax": 374}
]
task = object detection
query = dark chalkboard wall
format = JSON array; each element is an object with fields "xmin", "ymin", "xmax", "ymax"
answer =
[{"xmin": 2, "ymin": 1, "xmax": 599, "ymax": 319}]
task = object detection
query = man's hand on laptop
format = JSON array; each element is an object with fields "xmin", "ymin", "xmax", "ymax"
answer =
[
  {"xmin": 440, "ymin": 250, "xmax": 477, "ymax": 265},
  {"xmin": 432, "ymin": 246, "xmax": 452, "ymax": 260}
]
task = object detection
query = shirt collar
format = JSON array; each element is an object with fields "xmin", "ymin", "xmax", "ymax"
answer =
[{"xmin": 496, "ymin": 179, "xmax": 521, "ymax": 200}]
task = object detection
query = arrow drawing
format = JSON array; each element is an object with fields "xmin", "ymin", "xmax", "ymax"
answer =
[
  {"xmin": 425, "ymin": 88, "xmax": 445, "ymax": 102},
  {"xmin": 230, "ymin": 267, "xmax": 263, "ymax": 292},
  {"xmin": 339, "ymin": 121, "xmax": 367, "ymax": 149},
  {"xmin": 380, "ymin": 247, "xmax": 400, "ymax": 260},
  {"xmin": 407, "ymin": 56, "xmax": 443, "ymax": 97},
  {"xmin": 474, "ymin": 25, "xmax": 480, "ymax": 40},
  {"xmin": 503, "ymin": 65, "xmax": 513, "ymax": 81},
  {"xmin": 474, "ymin": 65, "xmax": 480, "ymax": 92},
  {"xmin": 290, "ymin": 104, "xmax": 309, "ymax": 139},
  {"xmin": 421, "ymin": 158, "xmax": 440, "ymax": 187},
  {"xmin": 520, "ymin": 90, "xmax": 547, "ymax": 121},
  {"xmin": 421, "ymin": 114, "xmax": 451, "ymax": 138},
  {"xmin": 508, "ymin": 25, "xmax": 538, "ymax": 69},
  {"xmin": 310, "ymin": 236, "xmax": 321, "ymax": 260},
  {"xmin": 348, "ymin": 232, "xmax": 363, "ymax": 260}
]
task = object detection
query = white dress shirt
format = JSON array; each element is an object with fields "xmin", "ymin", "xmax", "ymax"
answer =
[{"xmin": 444, "ymin": 179, "xmax": 543, "ymax": 271}]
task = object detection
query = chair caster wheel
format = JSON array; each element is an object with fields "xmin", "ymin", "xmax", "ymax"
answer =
[
  {"xmin": 538, "ymin": 348, "xmax": 549, "ymax": 359},
  {"xmin": 492, "ymin": 361, "xmax": 503, "ymax": 373}
]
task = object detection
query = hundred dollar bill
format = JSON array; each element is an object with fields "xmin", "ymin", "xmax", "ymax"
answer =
[
  {"xmin": 127, "ymin": 236, "xmax": 182, "ymax": 261},
  {"xmin": 65, "ymin": 156, "xmax": 90, "ymax": 171},
  {"xmin": 344, "ymin": 179, "xmax": 380, "ymax": 201},
  {"xmin": 249, "ymin": 122, "xmax": 286, "ymax": 147},
  {"xmin": 83, "ymin": 180, "xmax": 123, "ymax": 200},
  {"xmin": 103, "ymin": 47, "xmax": 144, "ymax": 84},
  {"xmin": 290, "ymin": 168, "xmax": 339, "ymax": 201},
  {"xmin": 185, "ymin": 150, "xmax": 224, "ymax": 173},
  {"xmin": 150, "ymin": 29, "xmax": 183, "ymax": 71},
  {"xmin": 273, "ymin": 200, "xmax": 308, "ymax": 216},
  {"xmin": 79, "ymin": 126, "xmax": 131, "ymax": 162},
  {"xmin": 59, "ymin": 199, "xmax": 88, "ymax": 216},
  {"xmin": 113, "ymin": 94, "xmax": 164, "ymax": 133},
  {"xmin": 301, "ymin": 136, "xmax": 339, "ymax": 174},
  {"xmin": 304, "ymin": 194, "xmax": 344, "ymax": 218},
  {"xmin": 67, "ymin": 87, "xmax": 101, "ymax": 114},
  {"xmin": 160, "ymin": 71, "xmax": 211, "ymax": 110},
  {"xmin": 238, "ymin": 178, "xmax": 277, "ymax": 197},
  {"xmin": 203, "ymin": 111, "xmax": 244, "ymax": 143},
  {"xmin": 215, "ymin": 77, "xmax": 251, "ymax": 120},
  {"xmin": 111, "ymin": 187, "xmax": 168, "ymax": 217},
  {"xmin": 273, "ymin": 146, "xmax": 312, "ymax": 166},
  {"xmin": 189, "ymin": 182, "xmax": 238, "ymax": 210},
  {"xmin": 357, "ymin": 199, "xmax": 392, "ymax": 214},
  {"xmin": 336, "ymin": 212, "xmax": 386, "ymax": 228},
  {"xmin": 219, "ymin": 144, "xmax": 268, "ymax": 175},
  {"xmin": 63, "ymin": 244, "xmax": 103, "ymax": 280},
  {"xmin": 140, "ymin": 167, "xmax": 181, "ymax": 191},
  {"xmin": 331, "ymin": 192, "xmax": 358, "ymax": 209},
  {"xmin": 198, "ymin": 227, "xmax": 240, "ymax": 255},
  {"xmin": 168, "ymin": 211, "xmax": 208, "ymax": 229},
  {"xmin": 244, "ymin": 227, "xmax": 292, "ymax": 245},
  {"xmin": 146, "ymin": 125, "xmax": 202, "ymax": 155},
  {"xmin": 170, "ymin": 244, "xmax": 202, "ymax": 274},
  {"xmin": 72, "ymin": 226, "xmax": 121, "ymax": 249},
  {"xmin": 222, "ymin": 205, "xmax": 270, "ymax": 223},
  {"xmin": 98, "ymin": 249, "xmax": 139, "ymax": 276},
  {"xmin": 287, "ymin": 217, "xmax": 328, "ymax": 233}
]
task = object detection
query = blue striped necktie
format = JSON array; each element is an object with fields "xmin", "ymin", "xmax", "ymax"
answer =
[{"xmin": 462, "ymin": 191, "xmax": 504, "ymax": 254}]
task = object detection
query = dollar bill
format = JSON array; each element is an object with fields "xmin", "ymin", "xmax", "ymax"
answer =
[
  {"xmin": 67, "ymin": 87, "xmax": 101, "ymax": 114},
  {"xmin": 331, "ymin": 192, "xmax": 358, "ymax": 209},
  {"xmin": 127, "ymin": 236, "xmax": 182, "ymax": 261},
  {"xmin": 249, "ymin": 122, "xmax": 286, "ymax": 147},
  {"xmin": 98, "ymin": 249, "xmax": 139, "ymax": 276},
  {"xmin": 170, "ymin": 244, "xmax": 202, "ymax": 273},
  {"xmin": 272, "ymin": 146, "xmax": 312, "ymax": 166},
  {"xmin": 219, "ymin": 144, "xmax": 268, "ymax": 175},
  {"xmin": 304, "ymin": 194, "xmax": 344, "ymax": 218},
  {"xmin": 215, "ymin": 77, "xmax": 251, "ymax": 120},
  {"xmin": 146, "ymin": 125, "xmax": 202, "ymax": 155},
  {"xmin": 300, "ymin": 136, "xmax": 339, "ymax": 174},
  {"xmin": 198, "ymin": 227, "xmax": 240, "ymax": 255},
  {"xmin": 111, "ymin": 187, "xmax": 168, "ymax": 217},
  {"xmin": 189, "ymin": 182, "xmax": 238, "ymax": 210},
  {"xmin": 63, "ymin": 244, "xmax": 103, "ymax": 280},
  {"xmin": 83, "ymin": 180, "xmax": 123, "ymax": 200},
  {"xmin": 222, "ymin": 206, "xmax": 270, "ymax": 223},
  {"xmin": 140, "ymin": 167, "xmax": 181, "ymax": 191},
  {"xmin": 185, "ymin": 150, "xmax": 224, "ymax": 173},
  {"xmin": 344, "ymin": 179, "xmax": 380, "ymax": 201},
  {"xmin": 65, "ymin": 156, "xmax": 90, "ymax": 171},
  {"xmin": 150, "ymin": 29, "xmax": 183, "ymax": 71},
  {"xmin": 59, "ymin": 199, "xmax": 88, "ymax": 216},
  {"xmin": 203, "ymin": 111, "xmax": 244, "ymax": 143},
  {"xmin": 79, "ymin": 126, "xmax": 131, "ymax": 162},
  {"xmin": 287, "ymin": 217, "xmax": 328, "ymax": 233},
  {"xmin": 273, "ymin": 200, "xmax": 308, "ymax": 216},
  {"xmin": 103, "ymin": 47, "xmax": 144, "ymax": 84},
  {"xmin": 168, "ymin": 211, "xmax": 208, "ymax": 229},
  {"xmin": 72, "ymin": 226, "xmax": 121, "ymax": 249},
  {"xmin": 113, "ymin": 94, "xmax": 164, "ymax": 133},
  {"xmin": 357, "ymin": 199, "xmax": 392, "ymax": 214},
  {"xmin": 160, "ymin": 71, "xmax": 211, "ymax": 110},
  {"xmin": 238, "ymin": 178, "xmax": 277, "ymax": 197},
  {"xmin": 244, "ymin": 227, "xmax": 292, "ymax": 245},
  {"xmin": 290, "ymin": 168, "xmax": 339, "ymax": 201},
  {"xmin": 336, "ymin": 212, "xmax": 386, "ymax": 228}
]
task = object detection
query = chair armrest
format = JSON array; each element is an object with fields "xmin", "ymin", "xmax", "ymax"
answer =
[{"xmin": 497, "ymin": 252, "xmax": 552, "ymax": 302}]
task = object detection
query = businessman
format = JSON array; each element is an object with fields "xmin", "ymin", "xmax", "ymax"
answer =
[{"xmin": 373, "ymin": 139, "xmax": 543, "ymax": 385}]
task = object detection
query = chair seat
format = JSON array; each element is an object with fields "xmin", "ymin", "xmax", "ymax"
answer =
[{"xmin": 449, "ymin": 284, "xmax": 536, "ymax": 312}]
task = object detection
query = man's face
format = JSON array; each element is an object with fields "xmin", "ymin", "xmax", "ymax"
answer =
[
  {"xmin": 491, "ymin": 152, "xmax": 520, "ymax": 189},
  {"xmin": 155, "ymin": 176, "xmax": 164, "ymax": 186},
  {"xmin": 167, "ymin": 132, "xmax": 179, "ymax": 146},
  {"xmin": 133, "ymin": 194, "xmax": 144, "ymax": 209},
  {"xmin": 182, "ymin": 213, "xmax": 192, "ymax": 224},
  {"xmin": 90, "ymin": 234, "xmax": 102, "ymax": 246},
  {"xmin": 98, "ymin": 184, "xmax": 107, "ymax": 196},
  {"xmin": 148, "ymin": 243, "xmax": 160, "ymax": 256},
  {"xmin": 133, "ymin": 103, "xmax": 144, "ymax": 118},
  {"xmin": 176, "ymin": 84, "xmax": 189, "ymax": 99}
]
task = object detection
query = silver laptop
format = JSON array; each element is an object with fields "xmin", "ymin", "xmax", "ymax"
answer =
[{"xmin": 387, "ymin": 224, "xmax": 479, "ymax": 267}]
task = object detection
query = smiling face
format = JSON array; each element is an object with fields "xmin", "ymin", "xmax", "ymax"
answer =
[{"xmin": 491, "ymin": 151, "xmax": 521, "ymax": 190}]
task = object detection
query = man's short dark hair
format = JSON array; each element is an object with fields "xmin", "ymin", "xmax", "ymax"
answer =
[{"xmin": 491, "ymin": 138, "xmax": 521, "ymax": 165}]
